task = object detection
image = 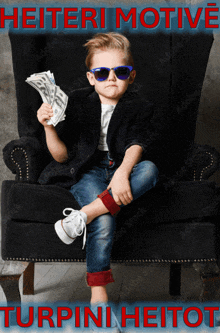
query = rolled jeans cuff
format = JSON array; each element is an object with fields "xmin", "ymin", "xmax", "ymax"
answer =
[{"xmin": 86, "ymin": 269, "xmax": 115, "ymax": 286}]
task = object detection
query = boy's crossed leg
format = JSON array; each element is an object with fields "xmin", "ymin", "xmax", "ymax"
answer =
[{"xmin": 54, "ymin": 160, "xmax": 158, "ymax": 306}]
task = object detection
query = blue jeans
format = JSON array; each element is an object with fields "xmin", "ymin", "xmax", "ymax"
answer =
[{"xmin": 69, "ymin": 152, "xmax": 159, "ymax": 282}]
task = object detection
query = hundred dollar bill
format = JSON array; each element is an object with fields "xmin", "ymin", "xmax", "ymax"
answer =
[
  {"xmin": 30, "ymin": 70, "xmax": 55, "ymax": 85},
  {"xmin": 48, "ymin": 86, "xmax": 68, "ymax": 126},
  {"xmin": 26, "ymin": 77, "xmax": 51, "ymax": 104},
  {"xmin": 45, "ymin": 83, "xmax": 56, "ymax": 107},
  {"xmin": 26, "ymin": 71, "xmax": 68, "ymax": 126}
]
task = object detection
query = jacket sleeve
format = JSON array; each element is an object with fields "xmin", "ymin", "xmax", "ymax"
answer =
[{"xmin": 124, "ymin": 100, "xmax": 160, "ymax": 158}]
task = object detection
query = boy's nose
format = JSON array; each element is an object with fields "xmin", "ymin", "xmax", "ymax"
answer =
[{"xmin": 108, "ymin": 69, "xmax": 117, "ymax": 80}]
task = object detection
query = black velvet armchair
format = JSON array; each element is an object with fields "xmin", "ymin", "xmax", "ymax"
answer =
[{"xmin": 1, "ymin": 30, "xmax": 220, "ymax": 303}]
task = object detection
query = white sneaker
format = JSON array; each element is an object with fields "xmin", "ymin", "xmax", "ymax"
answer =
[{"xmin": 54, "ymin": 208, "xmax": 87, "ymax": 248}]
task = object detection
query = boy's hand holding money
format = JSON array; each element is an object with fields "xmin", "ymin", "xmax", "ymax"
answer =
[
  {"xmin": 37, "ymin": 103, "xmax": 68, "ymax": 163},
  {"xmin": 26, "ymin": 71, "xmax": 68, "ymax": 127},
  {"xmin": 37, "ymin": 103, "xmax": 54, "ymax": 128}
]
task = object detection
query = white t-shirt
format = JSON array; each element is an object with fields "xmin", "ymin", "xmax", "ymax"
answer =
[{"xmin": 98, "ymin": 104, "xmax": 116, "ymax": 151}]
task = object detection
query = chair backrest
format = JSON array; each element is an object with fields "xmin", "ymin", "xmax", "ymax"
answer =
[{"xmin": 9, "ymin": 31, "xmax": 213, "ymax": 177}]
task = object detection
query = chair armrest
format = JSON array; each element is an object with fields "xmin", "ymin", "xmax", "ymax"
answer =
[
  {"xmin": 173, "ymin": 144, "xmax": 220, "ymax": 182},
  {"xmin": 3, "ymin": 137, "xmax": 49, "ymax": 183}
]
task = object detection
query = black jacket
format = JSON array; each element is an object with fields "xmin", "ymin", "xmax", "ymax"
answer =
[{"xmin": 38, "ymin": 87, "xmax": 159, "ymax": 188}]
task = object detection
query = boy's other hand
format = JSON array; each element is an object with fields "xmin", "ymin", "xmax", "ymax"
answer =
[
  {"xmin": 37, "ymin": 103, "xmax": 54, "ymax": 127},
  {"xmin": 107, "ymin": 168, "xmax": 133, "ymax": 206}
]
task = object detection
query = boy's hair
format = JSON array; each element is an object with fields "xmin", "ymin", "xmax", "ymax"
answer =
[{"xmin": 83, "ymin": 32, "xmax": 134, "ymax": 69}]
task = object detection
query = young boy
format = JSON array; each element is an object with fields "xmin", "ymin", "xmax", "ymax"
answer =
[{"xmin": 37, "ymin": 32, "xmax": 159, "ymax": 332}]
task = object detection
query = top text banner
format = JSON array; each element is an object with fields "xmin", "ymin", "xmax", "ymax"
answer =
[{"xmin": 0, "ymin": 2, "xmax": 219, "ymax": 33}]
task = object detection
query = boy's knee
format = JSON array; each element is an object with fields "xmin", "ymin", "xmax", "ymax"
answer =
[
  {"xmin": 147, "ymin": 161, "xmax": 159, "ymax": 176},
  {"xmin": 139, "ymin": 160, "xmax": 158, "ymax": 176},
  {"xmin": 136, "ymin": 160, "xmax": 159, "ymax": 187}
]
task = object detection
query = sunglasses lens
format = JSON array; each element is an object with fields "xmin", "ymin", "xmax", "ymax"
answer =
[
  {"xmin": 115, "ymin": 67, "xmax": 130, "ymax": 80},
  {"xmin": 92, "ymin": 67, "xmax": 132, "ymax": 81},
  {"xmin": 94, "ymin": 68, "xmax": 109, "ymax": 81}
]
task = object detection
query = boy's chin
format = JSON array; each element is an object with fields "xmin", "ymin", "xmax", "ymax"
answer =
[
  {"xmin": 102, "ymin": 91, "xmax": 124, "ymax": 99},
  {"xmin": 99, "ymin": 94, "xmax": 122, "ymax": 103}
]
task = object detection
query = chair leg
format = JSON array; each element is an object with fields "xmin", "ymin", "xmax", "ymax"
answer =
[
  {"xmin": 23, "ymin": 262, "xmax": 35, "ymax": 295},
  {"xmin": 0, "ymin": 261, "xmax": 29, "ymax": 304},
  {"xmin": 0, "ymin": 261, "xmax": 29, "ymax": 325},
  {"xmin": 169, "ymin": 263, "xmax": 181, "ymax": 296},
  {"xmin": 0, "ymin": 275, "xmax": 21, "ymax": 303},
  {"xmin": 0, "ymin": 276, "xmax": 21, "ymax": 326}
]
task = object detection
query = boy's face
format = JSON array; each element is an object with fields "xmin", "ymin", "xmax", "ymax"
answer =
[{"xmin": 87, "ymin": 49, "xmax": 136, "ymax": 105}]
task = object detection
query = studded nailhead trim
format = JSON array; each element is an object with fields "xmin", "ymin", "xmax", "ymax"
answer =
[
  {"xmin": 10, "ymin": 147, "xmax": 29, "ymax": 181},
  {"xmin": 5, "ymin": 257, "xmax": 216, "ymax": 263},
  {"xmin": 193, "ymin": 151, "xmax": 214, "ymax": 181}
]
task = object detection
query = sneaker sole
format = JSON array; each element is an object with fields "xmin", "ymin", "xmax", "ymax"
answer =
[{"xmin": 54, "ymin": 219, "xmax": 76, "ymax": 245}]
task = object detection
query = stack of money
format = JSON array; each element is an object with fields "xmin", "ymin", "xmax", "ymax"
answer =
[{"xmin": 26, "ymin": 70, "xmax": 68, "ymax": 126}]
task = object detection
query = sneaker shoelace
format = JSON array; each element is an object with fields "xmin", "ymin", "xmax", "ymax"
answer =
[{"xmin": 63, "ymin": 208, "xmax": 87, "ymax": 249}]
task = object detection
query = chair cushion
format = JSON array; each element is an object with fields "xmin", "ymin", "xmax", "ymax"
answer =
[
  {"xmin": 1, "ymin": 181, "xmax": 219, "ymax": 261},
  {"xmin": 3, "ymin": 180, "xmax": 220, "ymax": 226},
  {"xmin": 4, "ymin": 181, "xmax": 80, "ymax": 224},
  {"xmin": 112, "ymin": 220, "xmax": 217, "ymax": 261},
  {"xmin": 1, "ymin": 219, "xmax": 217, "ymax": 262}
]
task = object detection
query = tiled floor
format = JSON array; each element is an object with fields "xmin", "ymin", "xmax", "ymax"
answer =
[
  {"xmin": 0, "ymin": 261, "xmax": 212, "ymax": 303},
  {"xmin": 11, "ymin": 262, "xmax": 203, "ymax": 304}
]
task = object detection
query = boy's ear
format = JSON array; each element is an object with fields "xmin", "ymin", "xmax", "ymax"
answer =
[
  {"xmin": 87, "ymin": 71, "xmax": 95, "ymax": 86},
  {"xmin": 129, "ymin": 70, "xmax": 136, "ymax": 84}
]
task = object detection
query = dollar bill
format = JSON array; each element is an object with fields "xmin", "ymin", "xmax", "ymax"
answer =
[
  {"xmin": 26, "ymin": 71, "xmax": 68, "ymax": 126},
  {"xmin": 49, "ymin": 86, "xmax": 68, "ymax": 126},
  {"xmin": 30, "ymin": 70, "xmax": 55, "ymax": 85},
  {"xmin": 26, "ymin": 77, "xmax": 51, "ymax": 104}
]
